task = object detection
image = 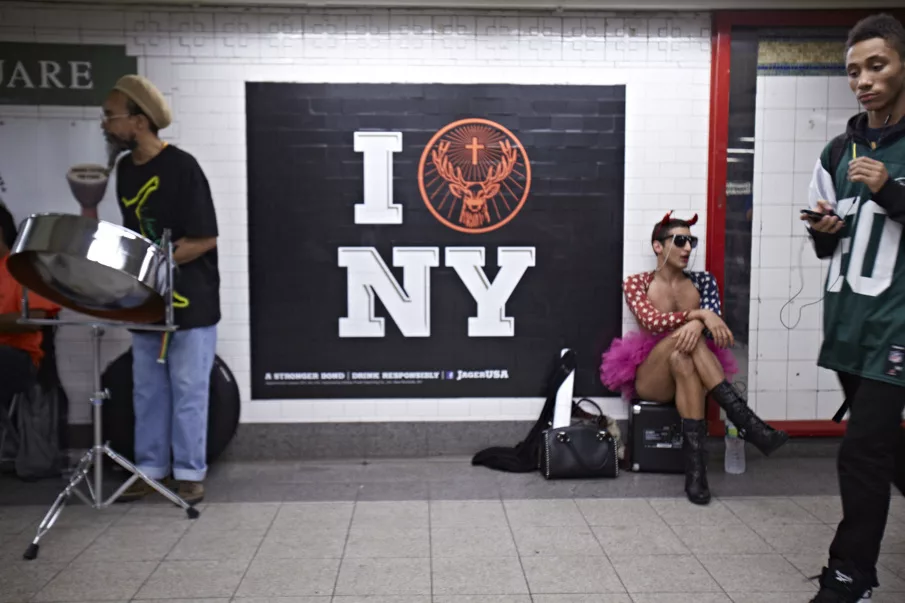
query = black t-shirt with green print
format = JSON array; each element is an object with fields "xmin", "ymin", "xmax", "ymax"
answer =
[{"xmin": 116, "ymin": 144, "xmax": 221, "ymax": 329}]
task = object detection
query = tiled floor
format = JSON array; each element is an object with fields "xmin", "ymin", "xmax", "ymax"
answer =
[{"xmin": 1, "ymin": 454, "xmax": 905, "ymax": 602}]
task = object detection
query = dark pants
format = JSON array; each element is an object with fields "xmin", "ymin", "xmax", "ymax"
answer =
[
  {"xmin": 0, "ymin": 345, "xmax": 34, "ymax": 448},
  {"xmin": 829, "ymin": 371, "xmax": 905, "ymax": 581}
]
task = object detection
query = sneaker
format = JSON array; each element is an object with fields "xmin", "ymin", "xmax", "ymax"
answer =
[
  {"xmin": 177, "ymin": 481, "xmax": 204, "ymax": 505},
  {"xmin": 810, "ymin": 563, "xmax": 872, "ymax": 603},
  {"xmin": 114, "ymin": 476, "xmax": 175, "ymax": 503}
]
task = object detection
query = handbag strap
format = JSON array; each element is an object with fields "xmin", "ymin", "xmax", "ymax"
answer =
[
  {"xmin": 573, "ymin": 397, "xmax": 608, "ymax": 428},
  {"xmin": 574, "ymin": 397, "xmax": 604, "ymax": 417},
  {"xmin": 555, "ymin": 430, "xmax": 612, "ymax": 473}
]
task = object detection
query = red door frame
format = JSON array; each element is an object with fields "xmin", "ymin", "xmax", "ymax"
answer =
[{"xmin": 705, "ymin": 9, "xmax": 905, "ymax": 438}]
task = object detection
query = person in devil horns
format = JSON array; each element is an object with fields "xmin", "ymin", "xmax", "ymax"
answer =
[{"xmin": 600, "ymin": 211, "xmax": 789, "ymax": 505}]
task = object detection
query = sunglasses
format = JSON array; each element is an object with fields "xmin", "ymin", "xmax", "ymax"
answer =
[{"xmin": 660, "ymin": 234, "xmax": 698, "ymax": 249}]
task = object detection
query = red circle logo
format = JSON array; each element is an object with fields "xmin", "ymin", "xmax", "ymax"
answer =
[{"xmin": 418, "ymin": 118, "xmax": 531, "ymax": 234}]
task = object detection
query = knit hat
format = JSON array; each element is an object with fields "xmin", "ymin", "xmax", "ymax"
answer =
[{"xmin": 113, "ymin": 75, "xmax": 172, "ymax": 130}]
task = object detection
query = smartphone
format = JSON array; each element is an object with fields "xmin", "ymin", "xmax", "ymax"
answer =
[{"xmin": 801, "ymin": 209, "xmax": 836, "ymax": 221}]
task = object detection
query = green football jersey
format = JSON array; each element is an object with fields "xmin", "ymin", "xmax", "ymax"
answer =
[{"xmin": 808, "ymin": 113, "xmax": 905, "ymax": 385}]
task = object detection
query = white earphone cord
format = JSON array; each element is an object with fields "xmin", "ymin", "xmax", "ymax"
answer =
[{"xmin": 779, "ymin": 201, "xmax": 856, "ymax": 330}]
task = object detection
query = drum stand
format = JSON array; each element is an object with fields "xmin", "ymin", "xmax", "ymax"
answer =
[{"xmin": 17, "ymin": 229, "xmax": 200, "ymax": 562}]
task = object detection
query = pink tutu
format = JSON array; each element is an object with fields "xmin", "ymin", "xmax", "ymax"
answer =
[{"xmin": 600, "ymin": 331, "xmax": 739, "ymax": 400}]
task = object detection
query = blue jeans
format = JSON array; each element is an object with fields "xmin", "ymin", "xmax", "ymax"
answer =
[{"xmin": 132, "ymin": 325, "xmax": 217, "ymax": 482}]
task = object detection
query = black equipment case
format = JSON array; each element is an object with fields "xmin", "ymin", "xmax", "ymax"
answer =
[{"xmin": 627, "ymin": 400, "xmax": 684, "ymax": 473}]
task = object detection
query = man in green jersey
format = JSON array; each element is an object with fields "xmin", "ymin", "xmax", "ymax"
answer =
[{"xmin": 803, "ymin": 13, "xmax": 905, "ymax": 603}]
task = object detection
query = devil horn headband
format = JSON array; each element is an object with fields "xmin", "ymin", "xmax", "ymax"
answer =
[{"xmin": 659, "ymin": 211, "xmax": 698, "ymax": 227}]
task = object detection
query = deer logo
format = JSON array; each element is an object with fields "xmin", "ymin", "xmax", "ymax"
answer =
[{"xmin": 418, "ymin": 119, "xmax": 531, "ymax": 234}]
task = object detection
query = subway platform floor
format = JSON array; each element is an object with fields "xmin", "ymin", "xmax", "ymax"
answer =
[{"xmin": 1, "ymin": 452, "xmax": 904, "ymax": 602}]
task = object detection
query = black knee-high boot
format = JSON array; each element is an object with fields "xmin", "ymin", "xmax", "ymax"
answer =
[
  {"xmin": 683, "ymin": 419, "xmax": 711, "ymax": 505},
  {"xmin": 708, "ymin": 381, "xmax": 789, "ymax": 456}
]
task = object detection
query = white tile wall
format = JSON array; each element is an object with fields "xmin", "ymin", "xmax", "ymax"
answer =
[
  {"xmin": 750, "ymin": 74, "xmax": 860, "ymax": 421},
  {"xmin": 0, "ymin": 3, "xmax": 712, "ymax": 424}
]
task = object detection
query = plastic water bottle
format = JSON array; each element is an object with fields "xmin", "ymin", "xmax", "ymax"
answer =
[{"xmin": 724, "ymin": 420, "xmax": 746, "ymax": 474}]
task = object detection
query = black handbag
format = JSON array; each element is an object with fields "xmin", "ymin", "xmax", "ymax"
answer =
[
  {"xmin": 472, "ymin": 350, "xmax": 577, "ymax": 473},
  {"xmin": 539, "ymin": 399, "xmax": 619, "ymax": 480}
]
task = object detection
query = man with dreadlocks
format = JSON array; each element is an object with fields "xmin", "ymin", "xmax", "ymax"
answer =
[{"xmin": 601, "ymin": 212, "xmax": 788, "ymax": 504}]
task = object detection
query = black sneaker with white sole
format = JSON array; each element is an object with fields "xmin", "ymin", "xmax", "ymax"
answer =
[{"xmin": 810, "ymin": 563, "xmax": 873, "ymax": 603}]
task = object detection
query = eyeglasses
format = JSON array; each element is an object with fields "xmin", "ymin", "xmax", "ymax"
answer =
[
  {"xmin": 660, "ymin": 234, "xmax": 698, "ymax": 249},
  {"xmin": 100, "ymin": 113, "xmax": 131, "ymax": 124}
]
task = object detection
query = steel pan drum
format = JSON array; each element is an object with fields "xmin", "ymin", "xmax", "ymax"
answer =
[{"xmin": 8, "ymin": 213, "xmax": 168, "ymax": 323}]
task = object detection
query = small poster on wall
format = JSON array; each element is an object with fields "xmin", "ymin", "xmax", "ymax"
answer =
[{"xmin": 246, "ymin": 83, "xmax": 626, "ymax": 399}]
